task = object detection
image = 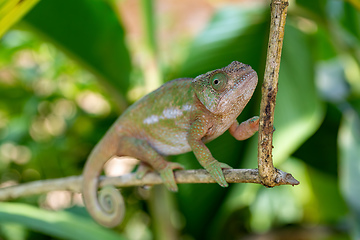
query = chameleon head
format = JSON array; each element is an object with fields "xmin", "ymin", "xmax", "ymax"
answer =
[{"xmin": 192, "ymin": 61, "xmax": 258, "ymax": 115}]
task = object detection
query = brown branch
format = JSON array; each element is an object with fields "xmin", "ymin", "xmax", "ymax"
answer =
[
  {"xmin": 257, "ymin": 0, "xmax": 299, "ymax": 187},
  {"xmin": 0, "ymin": 169, "xmax": 299, "ymax": 201}
]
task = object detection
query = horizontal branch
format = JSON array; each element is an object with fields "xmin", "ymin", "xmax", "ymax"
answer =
[{"xmin": 0, "ymin": 168, "xmax": 299, "ymax": 201}]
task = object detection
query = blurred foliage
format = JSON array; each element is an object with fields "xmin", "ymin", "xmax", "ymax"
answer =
[
  {"xmin": 0, "ymin": 0, "xmax": 359, "ymax": 240},
  {"xmin": 0, "ymin": 0, "xmax": 40, "ymax": 37}
]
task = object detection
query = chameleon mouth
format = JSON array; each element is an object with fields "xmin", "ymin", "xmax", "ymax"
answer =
[
  {"xmin": 246, "ymin": 70, "xmax": 258, "ymax": 85},
  {"xmin": 238, "ymin": 69, "xmax": 258, "ymax": 97},
  {"xmin": 231, "ymin": 68, "xmax": 258, "ymax": 94},
  {"xmin": 241, "ymin": 67, "xmax": 257, "ymax": 84},
  {"xmin": 243, "ymin": 68, "xmax": 257, "ymax": 81}
]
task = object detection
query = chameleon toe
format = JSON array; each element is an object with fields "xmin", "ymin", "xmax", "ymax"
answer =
[
  {"xmin": 205, "ymin": 161, "xmax": 229, "ymax": 188},
  {"xmin": 159, "ymin": 166, "xmax": 179, "ymax": 192},
  {"xmin": 135, "ymin": 163, "xmax": 152, "ymax": 179},
  {"xmin": 219, "ymin": 162, "xmax": 232, "ymax": 169}
]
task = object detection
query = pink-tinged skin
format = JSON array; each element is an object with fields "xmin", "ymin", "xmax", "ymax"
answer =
[{"xmin": 82, "ymin": 61, "xmax": 259, "ymax": 227}]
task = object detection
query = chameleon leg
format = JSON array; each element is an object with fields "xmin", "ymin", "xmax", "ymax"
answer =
[
  {"xmin": 229, "ymin": 116, "xmax": 259, "ymax": 141},
  {"xmin": 119, "ymin": 136, "xmax": 184, "ymax": 191},
  {"xmin": 188, "ymin": 119, "xmax": 231, "ymax": 188}
]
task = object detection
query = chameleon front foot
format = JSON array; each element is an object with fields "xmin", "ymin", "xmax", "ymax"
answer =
[
  {"xmin": 205, "ymin": 161, "xmax": 232, "ymax": 187},
  {"xmin": 159, "ymin": 162, "xmax": 184, "ymax": 192}
]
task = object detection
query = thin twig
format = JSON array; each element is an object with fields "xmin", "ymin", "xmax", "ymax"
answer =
[
  {"xmin": 0, "ymin": 169, "xmax": 299, "ymax": 201},
  {"xmin": 257, "ymin": 0, "xmax": 297, "ymax": 187}
]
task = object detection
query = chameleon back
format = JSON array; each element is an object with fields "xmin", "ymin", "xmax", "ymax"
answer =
[{"xmin": 117, "ymin": 78, "xmax": 196, "ymax": 155}]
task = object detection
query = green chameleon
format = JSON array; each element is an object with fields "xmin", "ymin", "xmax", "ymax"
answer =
[{"xmin": 82, "ymin": 61, "xmax": 259, "ymax": 227}]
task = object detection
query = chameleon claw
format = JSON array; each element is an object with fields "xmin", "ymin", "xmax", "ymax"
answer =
[
  {"xmin": 168, "ymin": 162, "xmax": 185, "ymax": 171},
  {"xmin": 158, "ymin": 162, "xmax": 184, "ymax": 192},
  {"xmin": 205, "ymin": 161, "xmax": 230, "ymax": 188},
  {"xmin": 160, "ymin": 169, "xmax": 178, "ymax": 192},
  {"xmin": 135, "ymin": 163, "xmax": 152, "ymax": 179},
  {"xmin": 248, "ymin": 116, "xmax": 259, "ymax": 130},
  {"xmin": 249, "ymin": 116, "xmax": 259, "ymax": 122},
  {"xmin": 218, "ymin": 162, "xmax": 232, "ymax": 169}
]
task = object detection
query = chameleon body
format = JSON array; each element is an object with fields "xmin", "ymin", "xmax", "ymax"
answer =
[{"xmin": 82, "ymin": 61, "xmax": 259, "ymax": 227}]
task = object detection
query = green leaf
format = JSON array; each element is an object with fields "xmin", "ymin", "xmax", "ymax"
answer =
[
  {"xmin": 340, "ymin": 2, "xmax": 360, "ymax": 41},
  {"xmin": 295, "ymin": 0, "xmax": 328, "ymax": 20},
  {"xmin": 0, "ymin": 0, "xmax": 40, "ymax": 38},
  {"xmin": 22, "ymin": 0, "xmax": 131, "ymax": 98},
  {"xmin": 0, "ymin": 223, "xmax": 27, "ymax": 240},
  {"xmin": 307, "ymin": 166, "xmax": 348, "ymax": 222},
  {"xmin": 338, "ymin": 108, "xmax": 360, "ymax": 239},
  {"xmin": 313, "ymin": 26, "xmax": 338, "ymax": 61},
  {"xmin": 178, "ymin": 6, "xmax": 268, "ymax": 78},
  {"xmin": 0, "ymin": 202, "xmax": 125, "ymax": 240},
  {"xmin": 272, "ymin": 23, "xmax": 324, "ymax": 163},
  {"xmin": 293, "ymin": 103, "xmax": 341, "ymax": 176}
]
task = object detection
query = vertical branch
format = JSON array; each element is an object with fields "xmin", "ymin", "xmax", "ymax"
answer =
[{"xmin": 258, "ymin": 0, "xmax": 292, "ymax": 187}]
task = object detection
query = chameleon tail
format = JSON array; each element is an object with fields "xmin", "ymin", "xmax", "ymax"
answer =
[{"xmin": 82, "ymin": 131, "xmax": 125, "ymax": 227}]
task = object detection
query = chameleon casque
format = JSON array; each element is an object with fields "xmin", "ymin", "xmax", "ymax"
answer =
[{"xmin": 82, "ymin": 61, "xmax": 259, "ymax": 227}]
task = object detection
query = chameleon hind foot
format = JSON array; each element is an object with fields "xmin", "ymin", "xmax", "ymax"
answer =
[
  {"xmin": 159, "ymin": 162, "xmax": 184, "ymax": 192},
  {"xmin": 135, "ymin": 162, "xmax": 152, "ymax": 180},
  {"xmin": 135, "ymin": 162, "xmax": 184, "ymax": 191}
]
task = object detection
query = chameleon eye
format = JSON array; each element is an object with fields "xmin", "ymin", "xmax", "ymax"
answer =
[{"xmin": 211, "ymin": 73, "xmax": 228, "ymax": 91}]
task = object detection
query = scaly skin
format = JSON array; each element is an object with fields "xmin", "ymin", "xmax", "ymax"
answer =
[{"xmin": 82, "ymin": 61, "xmax": 259, "ymax": 227}]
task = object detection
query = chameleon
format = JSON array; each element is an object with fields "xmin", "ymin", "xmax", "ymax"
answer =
[{"xmin": 82, "ymin": 61, "xmax": 259, "ymax": 227}]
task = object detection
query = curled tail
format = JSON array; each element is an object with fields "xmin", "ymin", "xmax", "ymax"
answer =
[{"xmin": 82, "ymin": 131, "xmax": 125, "ymax": 227}]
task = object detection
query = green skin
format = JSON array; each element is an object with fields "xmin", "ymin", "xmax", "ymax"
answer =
[{"xmin": 82, "ymin": 61, "xmax": 259, "ymax": 227}]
